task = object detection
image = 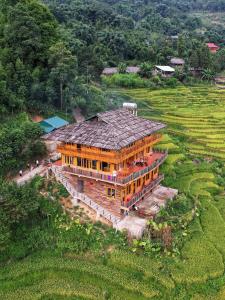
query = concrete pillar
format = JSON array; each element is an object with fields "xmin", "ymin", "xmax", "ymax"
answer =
[
  {"xmin": 96, "ymin": 211, "xmax": 101, "ymax": 220},
  {"xmin": 73, "ymin": 197, "xmax": 78, "ymax": 205}
]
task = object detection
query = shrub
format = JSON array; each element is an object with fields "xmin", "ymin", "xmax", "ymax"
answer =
[
  {"xmin": 102, "ymin": 73, "xmax": 148, "ymax": 88},
  {"xmin": 164, "ymin": 77, "xmax": 179, "ymax": 88}
]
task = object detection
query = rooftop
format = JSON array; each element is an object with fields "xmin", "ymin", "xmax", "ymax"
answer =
[
  {"xmin": 44, "ymin": 108, "xmax": 166, "ymax": 150},
  {"xmin": 126, "ymin": 66, "xmax": 140, "ymax": 73},
  {"xmin": 155, "ymin": 65, "xmax": 175, "ymax": 72},
  {"xmin": 170, "ymin": 58, "xmax": 185, "ymax": 65},
  {"xmin": 102, "ymin": 67, "xmax": 118, "ymax": 75},
  {"xmin": 102, "ymin": 66, "xmax": 140, "ymax": 75},
  {"xmin": 207, "ymin": 43, "xmax": 219, "ymax": 48},
  {"xmin": 39, "ymin": 116, "xmax": 69, "ymax": 134}
]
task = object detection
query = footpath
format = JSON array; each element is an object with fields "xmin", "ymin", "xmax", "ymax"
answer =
[{"xmin": 15, "ymin": 165, "xmax": 47, "ymax": 185}]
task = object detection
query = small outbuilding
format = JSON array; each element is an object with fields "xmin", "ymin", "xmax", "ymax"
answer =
[
  {"xmin": 39, "ymin": 116, "xmax": 69, "ymax": 134},
  {"xmin": 39, "ymin": 116, "xmax": 69, "ymax": 155},
  {"xmin": 170, "ymin": 58, "xmax": 185, "ymax": 68},
  {"xmin": 154, "ymin": 66, "xmax": 175, "ymax": 78}
]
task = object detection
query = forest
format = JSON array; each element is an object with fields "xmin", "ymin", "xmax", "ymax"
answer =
[{"xmin": 1, "ymin": 0, "xmax": 225, "ymax": 116}]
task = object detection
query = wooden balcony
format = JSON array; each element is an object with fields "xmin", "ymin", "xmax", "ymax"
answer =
[
  {"xmin": 120, "ymin": 174, "xmax": 164, "ymax": 209},
  {"xmin": 63, "ymin": 150, "xmax": 167, "ymax": 186},
  {"xmin": 57, "ymin": 134, "xmax": 162, "ymax": 164}
]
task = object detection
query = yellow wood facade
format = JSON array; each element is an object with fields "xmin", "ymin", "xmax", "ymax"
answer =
[
  {"xmin": 58, "ymin": 133, "xmax": 162, "ymax": 173},
  {"xmin": 58, "ymin": 133, "xmax": 163, "ymax": 204}
]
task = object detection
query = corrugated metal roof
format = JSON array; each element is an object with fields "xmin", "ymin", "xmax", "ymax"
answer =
[
  {"xmin": 39, "ymin": 116, "xmax": 69, "ymax": 134},
  {"xmin": 156, "ymin": 66, "xmax": 175, "ymax": 72}
]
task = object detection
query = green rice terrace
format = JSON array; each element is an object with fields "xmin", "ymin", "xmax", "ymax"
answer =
[
  {"xmin": 1, "ymin": 85, "xmax": 225, "ymax": 299},
  {"xmin": 123, "ymin": 85, "xmax": 225, "ymax": 160}
]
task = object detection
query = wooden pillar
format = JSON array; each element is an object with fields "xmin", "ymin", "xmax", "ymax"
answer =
[
  {"xmin": 110, "ymin": 163, "xmax": 114, "ymax": 172},
  {"xmin": 97, "ymin": 161, "xmax": 101, "ymax": 171}
]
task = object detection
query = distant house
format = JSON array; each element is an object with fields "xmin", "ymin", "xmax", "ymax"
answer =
[
  {"xmin": 102, "ymin": 66, "xmax": 140, "ymax": 76},
  {"xmin": 126, "ymin": 66, "xmax": 140, "ymax": 74},
  {"xmin": 207, "ymin": 43, "xmax": 220, "ymax": 54},
  {"xmin": 170, "ymin": 58, "xmax": 185, "ymax": 68},
  {"xmin": 154, "ymin": 66, "xmax": 175, "ymax": 78},
  {"xmin": 39, "ymin": 116, "xmax": 69, "ymax": 134},
  {"xmin": 39, "ymin": 116, "xmax": 69, "ymax": 155},
  {"xmin": 102, "ymin": 67, "xmax": 118, "ymax": 76}
]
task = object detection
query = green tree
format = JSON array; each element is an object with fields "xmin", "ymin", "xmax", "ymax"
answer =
[
  {"xmin": 177, "ymin": 35, "xmax": 186, "ymax": 57},
  {"xmin": 215, "ymin": 49, "xmax": 225, "ymax": 72},
  {"xmin": 48, "ymin": 42, "xmax": 77, "ymax": 110},
  {"xmin": 139, "ymin": 62, "xmax": 153, "ymax": 78},
  {"xmin": 118, "ymin": 63, "xmax": 127, "ymax": 74}
]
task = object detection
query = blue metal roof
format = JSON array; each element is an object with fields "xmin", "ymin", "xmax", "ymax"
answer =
[{"xmin": 39, "ymin": 116, "xmax": 69, "ymax": 134}]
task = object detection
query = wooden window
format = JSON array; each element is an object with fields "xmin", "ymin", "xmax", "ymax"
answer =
[
  {"xmin": 77, "ymin": 144, "xmax": 82, "ymax": 150},
  {"xmin": 137, "ymin": 179, "xmax": 141, "ymax": 187},
  {"xmin": 65, "ymin": 156, "xmax": 73, "ymax": 164},
  {"xmin": 82, "ymin": 158, "xmax": 87, "ymax": 168},
  {"xmin": 101, "ymin": 161, "xmax": 110, "ymax": 172},
  {"xmin": 107, "ymin": 188, "xmax": 116, "ymax": 198},
  {"xmin": 92, "ymin": 160, "xmax": 97, "ymax": 170},
  {"xmin": 77, "ymin": 157, "xmax": 82, "ymax": 167},
  {"xmin": 101, "ymin": 148, "xmax": 110, "ymax": 152},
  {"xmin": 126, "ymin": 184, "xmax": 131, "ymax": 195}
]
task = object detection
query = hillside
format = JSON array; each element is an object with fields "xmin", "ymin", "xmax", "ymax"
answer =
[{"xmin": 1, "ymin": 85, "xmax": 225, "ymax": 299}]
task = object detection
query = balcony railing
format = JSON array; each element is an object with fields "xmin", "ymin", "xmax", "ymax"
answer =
[
  {"xmin": 63, "ymin": 150, "xmax": 167, "ymax": 185},
  {"xmin": 121, "ymin": 174, "xmax": 164, "ymax": 209}
]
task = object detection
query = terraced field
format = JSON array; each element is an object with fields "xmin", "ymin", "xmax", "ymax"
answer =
[
  {"xmin": 1, "ymin": 85, "xmax": 225, "ymax": 299},
  {"xmin": 123, "ymin": 85, "xmax": 225, "ymax": 160}
]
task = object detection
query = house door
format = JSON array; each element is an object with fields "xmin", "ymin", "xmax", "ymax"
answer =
[{"xmin": 77, "ymin": 180, "xmax": 84, "ymax": 193}]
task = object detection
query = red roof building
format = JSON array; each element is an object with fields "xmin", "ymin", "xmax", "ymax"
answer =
[{"xmin": 207, "ymin": 43, "xmax": 220, "ymax": 53}]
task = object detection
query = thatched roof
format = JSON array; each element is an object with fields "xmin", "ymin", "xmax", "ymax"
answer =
[{"xmin": 43, "ymin": 109, "xmax": 166, "ymax": 150}]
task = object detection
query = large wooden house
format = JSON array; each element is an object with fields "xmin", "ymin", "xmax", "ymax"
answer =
[{"xmin": 44, "ymin": 108, "xmax": 167, "ymax": 218}]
